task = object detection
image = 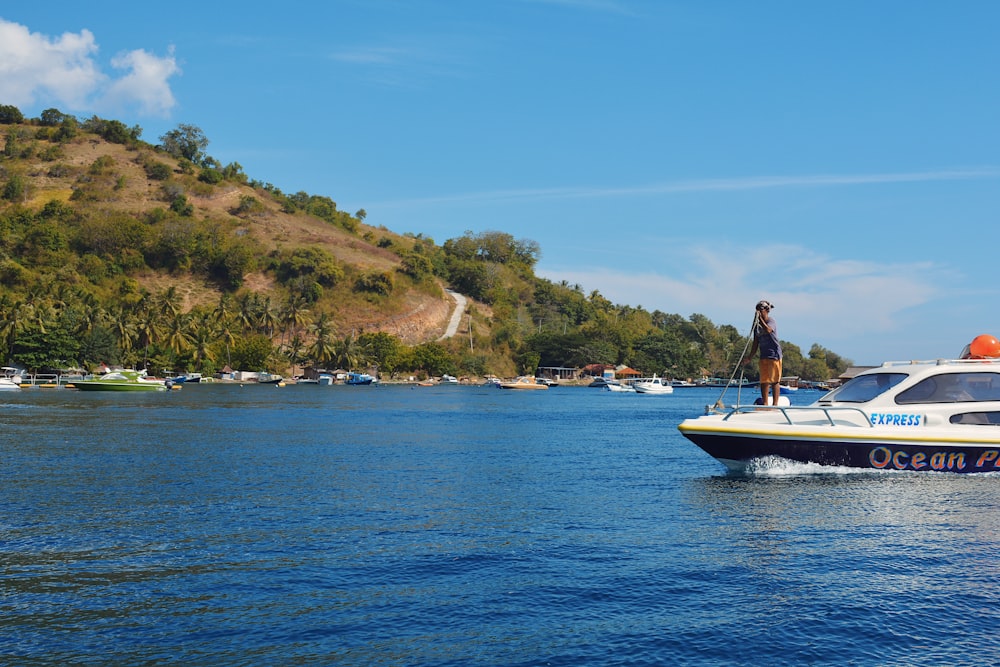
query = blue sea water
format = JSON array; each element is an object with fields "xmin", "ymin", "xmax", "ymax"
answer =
[{"xmin": 1, "ymin": 383, "xmax": 999, "ymax": 666}]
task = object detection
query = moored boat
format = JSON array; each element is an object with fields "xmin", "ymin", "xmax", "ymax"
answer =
[
  {"xmin": 633, "ymin": 375, "xmax": 674, "ymax": 394},
  {"xmin": 678, "ymin": 338, "xmax": 1000, "ymax": 474},
  {"xmin": 257, "ymin": 372, "xmax": 284, "ymax": 384},
  {"xmin": 73, "ymin": 370, "xmax": 168, "ymax": 392},
  {"xmin": 499, "ymin": 376, "xmax": 548, "ymax": 390},
  {"xmin": 605, "ymin": 382, "xmax": 635, "ymax": 393},
  {"xmin": 345, "ymin": 372, "xmax": 375, "ymax": 385},
  {"xmin": 0, "ymin": 366, "xmax": 22, "ymax": 391}
]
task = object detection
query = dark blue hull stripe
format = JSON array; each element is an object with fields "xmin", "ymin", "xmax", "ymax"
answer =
[{"xmin": 682, "ymin": 433, "xmax": 1000, "ymax": 473}]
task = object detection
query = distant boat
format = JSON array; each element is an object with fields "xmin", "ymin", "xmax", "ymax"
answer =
[
  {"xmin": 73, "ymin": 370, "xmax": 167, "ymax": 392},
  {"xmin": 441, "ymin": 374, "xmax": 459, "ymax": 384},
  {"xmin": 499, "ymin": 376, "xmax": 548, "ymax": 390},
  {"xmin": 697, "ymin": 377, "xmax": 752, "ymax": 388},
  {"xmin": 345, "ymin": 372, "xmax": 375, "ymax": 385},
  {"xmin": 633, "ymin": 375, "xmax": 674, "ymax": 394},
  {"xmin": 0, "ymin": 367, "xmax": 22, "ymax": 391},
  {"xmin": 257, "ymin": 372, "xmax": 284, "ymax": 384},
  {"xmin": 605, "ymin": 382, "xmax": 635, "ymax": 393},
  {"xmin": 171, "ymin": 372, "xmax": 202, "ymax": 383}
]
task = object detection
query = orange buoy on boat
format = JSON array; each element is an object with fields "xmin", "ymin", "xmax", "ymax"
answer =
[{"xmin": 965, "ymin": 334, "xmax": 1000, "ymax": 359}]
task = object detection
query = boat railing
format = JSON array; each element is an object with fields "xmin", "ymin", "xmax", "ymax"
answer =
[
  {"xmin": 718, "ymin": 404, "xmax": 874, "ymax": 427},
  {"xmin": 19, "ymin": 372, "xmax": 81, "ymax": 387}
]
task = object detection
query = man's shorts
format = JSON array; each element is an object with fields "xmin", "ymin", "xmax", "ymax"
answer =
[{"xmin": 759, "ymin": 358, "xmax": 782, "ymax": 384}]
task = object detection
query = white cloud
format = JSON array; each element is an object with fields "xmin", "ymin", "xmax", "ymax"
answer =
[
  {"xmin": 0, "ymin": 19, "xmax": 104, "ymax": 108},
  {"xmin": 0, "ymin": 18, "xmax": 178, "ymax": 116},
  {"xmin": 104, "ymin": 47, "xmax": 180, "ymax": 116},
  {"xmin": 539, "ymin": 242, "xmax": 952, "ymax": 360}
]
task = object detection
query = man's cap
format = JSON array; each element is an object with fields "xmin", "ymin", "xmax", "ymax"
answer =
[{"xmin": 756, "ymin": 300, "xmax": 774, "ymax": 311}]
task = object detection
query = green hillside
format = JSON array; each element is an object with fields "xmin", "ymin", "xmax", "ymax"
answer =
[{"xmin": 0, "ymin": 104, "xmax": 850, "ymax": 381}]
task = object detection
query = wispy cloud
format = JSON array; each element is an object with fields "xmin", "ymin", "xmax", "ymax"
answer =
[
  {"xmin": 330, "ymin": 37, "xmax": 471, "ymax": 88},
  {"xmin": 331, "ymin": 46, "xmax": 411, "ymax": 66},
  {"xmin": 373, "ymin": 168, "xmax": 1000, "ymax": 208},
  {"xmin": 515, "ymin": 0, "xmax": 637, "ymax": 15},
  {"xmin": 0, "ymin": 18, "xmax": 179, "ymax": 116}
]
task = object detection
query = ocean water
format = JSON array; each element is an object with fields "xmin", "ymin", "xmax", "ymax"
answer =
[{"xmin": 1, "ymin": 383, "xmax": 999, "ymax": 666}]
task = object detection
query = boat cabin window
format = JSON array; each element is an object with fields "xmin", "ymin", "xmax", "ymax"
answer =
[
  {"xmin": 823, "ymin": 373, "xmax": 908, "ymax": 403},
  {"xmin": 950, "ymin": 412, "xmax": 1000, "ymax": 425},
  {"xmin": 896, "ymin": 372, "xmax": 1000, "ymax": 405}
]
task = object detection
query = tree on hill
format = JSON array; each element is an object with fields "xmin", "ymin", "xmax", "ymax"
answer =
[{"xmin": 160, "ymin": 124, "xmax": 209, "ymax": 164}]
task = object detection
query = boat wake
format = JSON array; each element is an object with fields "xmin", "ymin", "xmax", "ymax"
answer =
[
  {"xmin": 740, "ymin": 456, "xmax": 889, "ymax": 477},
  {"xmin": 736, "ymin": 456, "xmax": 1000, "ymax": 477}
]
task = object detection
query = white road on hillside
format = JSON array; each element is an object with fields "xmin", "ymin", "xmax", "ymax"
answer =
[{"xmin": 438, "ymin": 290, "xmax": 467, "ymax": 340}]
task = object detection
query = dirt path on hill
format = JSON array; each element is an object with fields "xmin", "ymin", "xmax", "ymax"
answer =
[{"xmin": 438, "ymin": 290, "xmax": 467, "ymax": 340}]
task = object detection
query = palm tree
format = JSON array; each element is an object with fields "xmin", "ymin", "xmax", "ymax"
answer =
[
  {"xmin": 189, "ymin": 314, "xmax": 216, "ymax": 369},
  {"xmin": 259, "ymin": 295, "xmax": 278, "ymax": 338},
  {"xmin": 0, "ymin": 299, "xmax": 29, "ymax": 361},
  {"xmin": 213, "ymin": 294, "xmax": 235, "ymax": 367},
  {"xmin": 333, "ymin": 332, "xmax": 362, "ymax": 371},
  {"xmin": 109, "ymin": 305, "xmax": 137, "ymax": 361},
  {"xmin": 237, "ymin": 292, "xmax": 258, "ymax": 334},
  {"xmin": 164, "ymin": 313, "xmax": 193, "ymax": 357},
  {"xmin": 134, "ymin": 306, "xmax": 159, "ymax": 370},
  {"xmin": 280, "ymin": 294, "xmax": 311, "ymax": 347},
  {"xmin": 285, "ymin": 334, "xmax": 306, "ymax": 377},
  {"xmin": 308, "ymin": 313, "xmax": 337, "ymax": 367},
  {"xmin": 157, "ymin": 286, "xmax": 182, "ymax": 320}
]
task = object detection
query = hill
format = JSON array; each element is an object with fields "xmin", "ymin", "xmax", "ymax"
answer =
[
  {"xmin": 0, "ymin": 107, "xmax": 852, "ymax": 382},
  {"xmin": 8, "ymin": 116, "xmax": 454, "ymax": 342}
]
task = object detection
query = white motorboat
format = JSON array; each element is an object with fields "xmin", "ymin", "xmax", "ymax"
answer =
[
  {"xmin": 678, "ymin": 338, "xmax": 1000, "ymax": 474},
  {"xmin": 633, "ymin": 375, "xmax": 674, "ymax": 394},
  {"xmin": 0, "ymin": 367, "xmax": 22, "ymax": 391},
  {"xmin": 605, "ymin": 382, "xmax": 635, "ymax": 393}
]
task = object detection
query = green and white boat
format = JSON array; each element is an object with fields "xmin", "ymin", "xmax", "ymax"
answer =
[{"xmin": 72, "ymin": 370, "xmax": 168, "ymax": 392}]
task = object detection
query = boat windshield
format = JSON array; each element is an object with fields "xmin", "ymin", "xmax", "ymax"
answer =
[
  {"xmin": 896, "ymin": 372, "xmax": 1000, "ymax": 404},
  {"xmin": 822, "ymin": 372, "xmax": 908, "ymax": 403}
]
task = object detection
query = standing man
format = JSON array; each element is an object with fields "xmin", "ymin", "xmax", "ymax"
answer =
[{"xmin": 743, "ymin": 300, "xmax": 782, "ymax": 405}]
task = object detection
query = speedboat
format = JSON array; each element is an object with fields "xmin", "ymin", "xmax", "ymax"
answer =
[
  {"xmin": 633, "ymin": 375, "xmax": 674, "ymax": 394},
  {"xmin": 499, "ymin": 376, "xmax": 548, "ymax": 390},
  {"xmin": 678, "ymin": 347, "xmax": 1000, "ymax": 474},
  {"xmin": 73, "ymin": 370, "xmax": 168, "ymax": 392},
  {"xmin": 0, "ymin": 367, "xmax": 22, "ymax": 391}
]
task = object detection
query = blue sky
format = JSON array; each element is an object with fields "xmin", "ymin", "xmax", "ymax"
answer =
[{"xmin": 2, "ymin": 1, "xmax": 1000, "ymax": 365}]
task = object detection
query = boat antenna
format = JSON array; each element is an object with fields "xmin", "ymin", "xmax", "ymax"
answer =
[{"xmin": 712, "ymin": 311, "xmax": 759, "ymax": 410}]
